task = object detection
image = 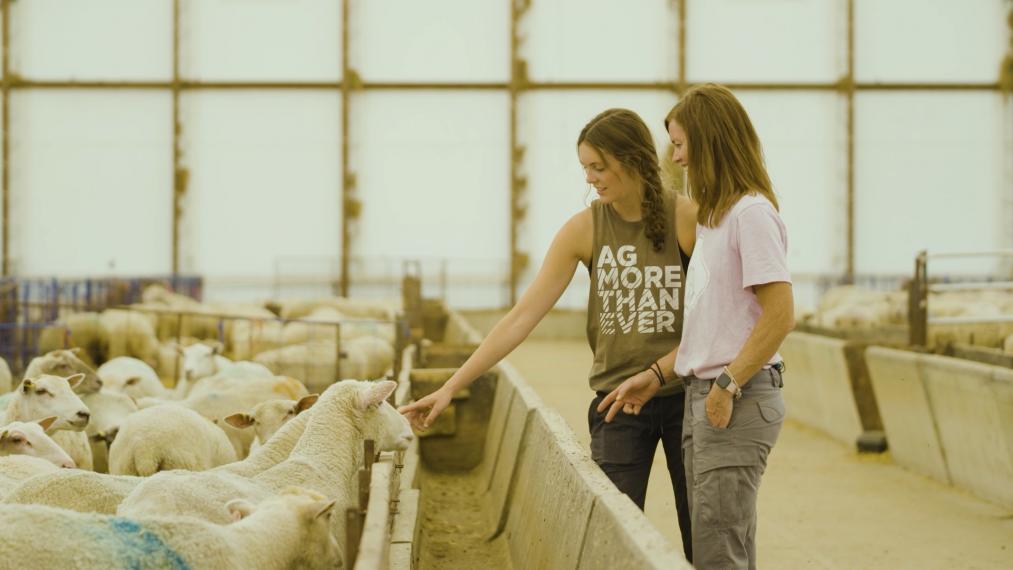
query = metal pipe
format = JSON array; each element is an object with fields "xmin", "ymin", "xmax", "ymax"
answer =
[
  {"xmin": 677, "ymin": 0, "xmax": 687, "ymax": 94},
  {"xmin": 929, "ymin": 281, "xmax": 1013, "ymax": 292},
  {"xmin": 927, "ymin": 249, "xmax": 1013, "ymax": 259}
]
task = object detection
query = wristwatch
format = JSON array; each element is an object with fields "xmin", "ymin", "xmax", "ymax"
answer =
[{"xmin": 715, "ymin": 370, "xmax": 743, "ymax": 400}]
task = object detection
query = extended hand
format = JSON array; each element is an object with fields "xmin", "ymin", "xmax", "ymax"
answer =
[
  {"xmin": 595, "ymin": 370, "xmax": 660, "ymax": 423},
  {"xmin": 398, "ymin": 387, "xmax": 453, "ymax": 431},
  {"xmin": 705, "ymin": 384, "xmax": 733, "ymax": 428}
]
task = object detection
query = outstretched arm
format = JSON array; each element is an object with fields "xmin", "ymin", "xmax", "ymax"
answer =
[{"xmin": 399, "ymin": 210, "xmax": 591, "ymax": 429}]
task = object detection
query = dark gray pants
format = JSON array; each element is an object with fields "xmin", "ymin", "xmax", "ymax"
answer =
[
  {"xmin": 588, "ymin": 391, "xmax": 693, "ymax": 562},
  {"xmin": 682, "ymin": 368, "xmax": 785, "ymax": 570}
]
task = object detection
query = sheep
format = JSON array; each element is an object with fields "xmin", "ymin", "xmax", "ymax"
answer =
[
  {"xmin": 0, "ymin": 456, "xmax": 61, "ymax": 501},
  {"xmin": 2, "ymin": 374, "xmax": 93, "ymax": 470},
  {"xmin": 268, "ymin": 296, "xmax": 399, "ymax": 322},
  {"xmin": 0, "ymin": 356, "xmax": 10, "ymax": 395},
  {"xmin": 23, "ymin": 349, "xmax": 103, "ymax": 395},
  {"xmin": 281, "ymin": 307, "xmax": 345, "ymax": 346},
  {"xmin": 0, "ymin": 486, "xmax": 340, "ymax": 570},
  {"xmin": 99, "ymin": 309, "xmax": 160, "ymax": 368},
  {"xmin": 0, "ymin": 394, "xmax": 316, "ymax": 514},
  {"xmin": 82, "ymin": 389, "xmax": 139, "ymax": 474},
  {"xmin": 119, "ymin": 379, "xmax": 411, "ymax": 566},
  {"xmin": 0, "ymin": 418, "xmax": 76, "ymax": 469},
  {"xmin": 254, "ymin": 337, "xmax": 393, "ymax": 393},
  {"xmin": 108, "ymin": 404, "xmax": 237, "ymax": 476},
  {"xmin": 223, "ymin": 394, "xmax": 319, "ymax": 450},
  {"xmin": 97, "ymin": 356, "xmax": 172, "ymax": 400},
  {"xmin": 36, "ymin": 312, "xmax": 105, "ymax": 367},
  {"xmin": 229, "ymin": 317, "xmax": 285, "ymax": 361}
]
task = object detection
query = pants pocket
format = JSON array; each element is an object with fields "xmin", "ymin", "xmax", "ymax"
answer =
[
  {"xmin": 696, "ymin": 465, "xmax": 755, "ymax": 527},
  {"xmin": 757, "ymin": 396, "xmax": 786, "ymax": 424}
]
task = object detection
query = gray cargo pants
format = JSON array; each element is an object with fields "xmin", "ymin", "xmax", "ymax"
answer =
[{"xmin": 682, "ymin": 367, "xmax": 785, "ymax": 570}]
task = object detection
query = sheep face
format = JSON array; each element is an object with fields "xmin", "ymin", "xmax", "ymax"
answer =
[
  {"xmin": 82, "ymin": 389, "xmax": 138, "ymax": 445},
  {"xmin": 0, "ymin": 418, "xmax": 76, "ymax": 468},
  {"xmin": 29, "ymin": 350, "xmax": 103, "ymax": 394},
  {"xmin": 14, "ymin": 375, "xmax": 91, "ymax": 431},
  {"xmin": 180, "ymin": 342, "xmax": 222, "ymax": 383},
  {"xmin": 226, "ymin": 395, "xmax": 319, "ymax": 445},
  {"xmin": 355, "ymin": 380, "xmax": 413, "ymax": 451},
  {"xmin": 228, "ymin": 487, "xmax": 340, "ymax": 570}
]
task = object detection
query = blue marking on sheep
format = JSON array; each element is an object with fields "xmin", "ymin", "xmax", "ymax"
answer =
[{"xmin": 107, "ymin": 518, "xmax": 190, "ymax": 570}]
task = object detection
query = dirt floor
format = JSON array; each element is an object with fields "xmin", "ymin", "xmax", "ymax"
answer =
[
  {"xmin": 417, "ymin": 469, "xmax": 512, "ymax": 570},
  {"xmin": 506, "ymin": 338, "xmax": 1013, "ymax": 570}
]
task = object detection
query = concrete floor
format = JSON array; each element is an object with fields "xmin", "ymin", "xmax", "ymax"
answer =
[{"xmin": 505, "ymin": 338, "xmax": 1013, "ymax": 570}]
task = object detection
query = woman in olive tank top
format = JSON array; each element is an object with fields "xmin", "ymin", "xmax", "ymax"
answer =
[{"xmin": 399, "ymin": 108, "xmax": 698, "ymax": 561}]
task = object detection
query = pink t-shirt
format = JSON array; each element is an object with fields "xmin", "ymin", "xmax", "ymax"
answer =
[{"xmin": 675, "ymin": 194, "xmax": 791, "ymax": 379}]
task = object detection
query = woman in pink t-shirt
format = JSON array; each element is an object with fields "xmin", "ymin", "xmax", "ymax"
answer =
[{"xmin": 599, "ymin": 84, "xmax": 794, "ymax": 570}]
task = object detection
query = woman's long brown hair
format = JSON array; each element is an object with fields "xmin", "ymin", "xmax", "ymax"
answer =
[
  {"xmin": 665, "ymin": 83, "xmax": 777, "ymax": 228},
  {"xmin": 578, "ymin": 109, "xmax": 667, "ymax": 252}
]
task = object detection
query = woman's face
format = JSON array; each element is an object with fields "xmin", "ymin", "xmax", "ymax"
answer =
[
  {"xmin": 667, "ymin": 120, "xmax": 688, "ymax": 169},
  {"xmin": 578, "ymin": 142, "xmax": 635, "ymax": 204}
]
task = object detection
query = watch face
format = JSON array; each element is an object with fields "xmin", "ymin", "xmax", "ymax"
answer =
[{"xmin": 716, "ymin": 373, "xmax": 731, "ymax": 389}]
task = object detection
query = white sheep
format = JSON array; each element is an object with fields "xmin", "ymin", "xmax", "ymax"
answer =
[
  {"xmin": 2, "ymin": 374, "xmax": 93, "ymax": 471},
  {"xmin": 0, "ymin": 456, "xmax": 61, "ymax": 501},
  {"xmin": 0, "ymin": 486, "xmax": 340, "ymax": 569},
  {"xmin": 119, "ymin": 379, "xmax": 412, "ymax": 566},
  {"xmin": 223, "ymin": 394, "xmax": 319, "ymax": 449},
  {"xmin": 0, "ymin": 417, "xmax": 76, "ymax": 469},
  {"xmin": 0, "ymin": 357, "xmax": 10, "ymax": 395},
  {"xmin": 36, "ymin": 312, "xmax": 106, "ymax": 368},
  {"xmin": 253, "ymin": 338, "xmax": 393, "ymax": 393},
  {"xmin": 108, "ymin": 404, "xmax": 237, "ymax": 476},
  {"xmin": 99, "ymin": 309, "xmax": 160, "ymax": 368},
  {"xmin": 82, "ymin": 389, "xmax": 139, "ymax": 474},
  {"xmin": 97, "ymin": 356, "xmax": 172, "ymax": 400},
  {"xmin": 23, "ymin": 349, "xmax": 103, "ymax": 395}
]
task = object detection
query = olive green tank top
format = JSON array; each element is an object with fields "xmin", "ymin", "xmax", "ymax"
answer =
[{"xmin": 586, "ymin": 194, "xmax": 685, "ymax": 396}]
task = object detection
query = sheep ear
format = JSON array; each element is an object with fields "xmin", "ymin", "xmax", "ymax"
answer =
[
  {"xmin": 207, "ymin": 340, "xmax": 224, "ymax": 355},
  {"xmin": 295, "ymin": 394, "xmax": 319, "ymax": 414},
  {"xmin": 224, "ymin": 413, "xmax": 255, "ymax": 429},
  {"xmin": 357, "ymin": 380, "xmax": 397, "ymax": 410},
  {"xmin": 70, "ymin": 347, "xmax": 85, "ymax": 357},
  {"xmin": 66, "ymin": 373, "xmax": 86, "ymax": 389},
  {"xmin": 0, "ymin": 429, "xmax": 8, "ymax": 443},
  {"xmin": 225, "ymin": 499, "xmax": 256, "ymax": 522},
  {"xmin": 312, "ymin": 499, "xmax": 337, "ymax": 521},
  {"xmin": 125, "ymin": 376, "xmax": 141, "ymax": 387},
  {"xmin": 37, "ymin": 416, "xmax": 59, "ymax": 432}
]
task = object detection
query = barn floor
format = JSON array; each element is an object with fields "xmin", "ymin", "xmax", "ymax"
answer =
[{"xmin": 507, "ymin": 338, "xmax": 1013, "ymax": 569}]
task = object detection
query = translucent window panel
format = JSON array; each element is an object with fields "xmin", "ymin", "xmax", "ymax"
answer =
[
  {"xmin": 352, "ymin": 0, "xmax": 510, "ymax": 83},
  {"xmin": 735, "ymin": 92, "xmax": 847, "ymax": 275},
  {"xmin": 179, "ymin": 92, "xmax": 342, "ymax": 278},
  {"xmin": 522, "ymin": 0, "xmax": 679, "ymax": 83},
  {"xmin": 181, "ymin": 0, "xmax": 340, "ymax": 82},
  {"xmin": 12, "ymin": 0, "xmax": 172, "ymax": 81},
  {"xmin": 685, "ymin": 0, "xmax": 844, "ymax": 83},
  {"xmin": 855, "ymin": 0, "xmax": 1008, "ymax": 83},
  {"xmin": 855, "ymin": 93, "xmax": 1009, "ymax": 276},
  {"xmin": 351, "ymin": 91, "xmax": 510, "ymax": 308},
  {"xmin": 10, "ymin": 91, "xmax": 173, "ymax": 275},
  {"xmin": 518, "ymin": 91, "xmax": 677, "ymax": 309}
]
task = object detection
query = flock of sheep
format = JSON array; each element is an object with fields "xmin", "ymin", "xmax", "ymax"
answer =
[
  {"xmin": 0, "ymin": 285, "xmax": 412, "ymax": 568},
  {"xmin": 801, "ymin": 285, "xmax": 1013, "ymax": 352}
]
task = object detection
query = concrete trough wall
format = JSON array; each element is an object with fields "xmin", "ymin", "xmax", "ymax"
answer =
[
  {"xmin": 779, "ymin": 332, "xmax": 868, "ymax": 447},
  {"xmin": 866, "ymin": 346, "xmax": 1013, "ymax": 508},
  {"xmin": 422, "ymin": 308, "xmax": 691, "ymax": 569}
]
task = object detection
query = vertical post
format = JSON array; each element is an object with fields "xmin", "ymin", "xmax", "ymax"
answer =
[
  {"xmin": 909, "ymin": 251, "xmax": 928, "ymax": 347},
  {"xmin": 844, "ymin": 0, "xmax": 856, "ymax": 283},
  {"xmin": 171, "ymin": 0, "xmax": 182, "ymax": 276},
  {"xmin": 1, "ymin": 0, "xmax": 10, "ymax": 276},
  {"xmin": 507, "ymin": 0, "xmax": 531, "ymax": 307},
  {"xmin": 339, "ymin": 0, "xmax": 352, "ymax": 297},
  {"xmin": 334, "ymin": 321, "xmax": 342, "ymax": 382},
  {"xmin": 345, "ymin": 508, "xmax": 361, "ymax": 568},
  {"xmin": 677, "ymin": 0, "xmax": 687, "ymax": 95}
]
